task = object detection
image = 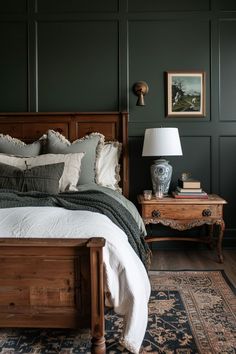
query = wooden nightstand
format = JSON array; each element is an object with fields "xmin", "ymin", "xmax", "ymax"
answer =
[{"xmin": 138, "ymin": 194, "xmax": 227, "ymax": 263}]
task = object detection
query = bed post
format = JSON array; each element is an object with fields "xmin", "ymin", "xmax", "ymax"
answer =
[{"xmin": 87, "ymin": 237, "xmax": 106, "ymax": 354}]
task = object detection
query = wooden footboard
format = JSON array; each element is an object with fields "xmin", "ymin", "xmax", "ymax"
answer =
[{"xmin": 0, "ymin": 237, "xmax": 106, "ymax": 354}]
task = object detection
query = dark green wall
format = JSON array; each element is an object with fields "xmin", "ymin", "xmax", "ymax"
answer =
[{"xmin": 0, "ymin": 0, "xmax": 236, "ymax": 243}]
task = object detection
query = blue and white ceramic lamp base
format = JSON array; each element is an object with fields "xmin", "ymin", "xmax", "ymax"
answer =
[{"xmin": 150, "ymin": 159, "xmax": 172, "ymax": 196}]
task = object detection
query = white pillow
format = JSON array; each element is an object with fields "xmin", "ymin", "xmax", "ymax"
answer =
[
  {"xmin": 96, "ymin": 141, "xmax": 122, "ymax": 192},
  {"xmin": 0, "ymin": 153, "xmax": 85, "ymax": 192}
]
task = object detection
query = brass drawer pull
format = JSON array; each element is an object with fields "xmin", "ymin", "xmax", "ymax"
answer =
[
  {"xmin": 202, "ymin": 209, "xmax": 212, "ymax": 217},
  {"xmin": 152, "ymin": 210, "xmax": 161, "ymax": 218}
]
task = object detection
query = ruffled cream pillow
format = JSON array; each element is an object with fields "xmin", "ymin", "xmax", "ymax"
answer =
[{"xmin": 96, "ymin": 141, "xmax": 122, "ymax": 193}]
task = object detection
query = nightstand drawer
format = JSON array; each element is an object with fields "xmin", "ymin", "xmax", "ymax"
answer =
[{"xmin": 142, "ymin": 204, "xmax": 223, "ymax": 220}]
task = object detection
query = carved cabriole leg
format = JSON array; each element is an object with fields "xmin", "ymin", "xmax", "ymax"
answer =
[
  {"xmin": 207, "ymin": 224, "xmax": 214, "ymax": 249},
  {"xmin": 216, "ymin": 219, "xmax": 225, "ymax": 263},
  {"xmin": 87, "ymin": 238, "xmax": 106, "ymax": 354}
]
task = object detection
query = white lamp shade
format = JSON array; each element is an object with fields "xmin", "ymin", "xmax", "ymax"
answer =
[{"xmin": 142, "ymin": 127, "xmax": 183, "ymax": 156}]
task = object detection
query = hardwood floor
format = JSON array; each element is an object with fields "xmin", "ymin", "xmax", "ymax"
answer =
[{"xmin": 150, "ymin": 248, "xmax": 236, "ymax": 287}]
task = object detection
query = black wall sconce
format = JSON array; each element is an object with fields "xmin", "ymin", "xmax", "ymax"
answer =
[{"xmin": 133, "ymin": 81, "xmax": 149, "ymax": 106}]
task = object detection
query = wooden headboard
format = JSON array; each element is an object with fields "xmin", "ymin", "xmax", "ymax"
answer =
[{"xmin": 0, "ymin": 111, "xmax": 129, "ymax": 197}]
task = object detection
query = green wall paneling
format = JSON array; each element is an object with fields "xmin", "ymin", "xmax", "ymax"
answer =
[
  {"xmin": 127, "ymin": 0, "xmax": 210, "ymax": 12},
  {"xmin": 216, "ymin": 0, "xmax": 236, "ymax": 11},
  {"xmin": 219, "ymin": 136, "xmax": 236, "ymax": 228},
  {"xmin": 219, "ymin": 19, "xmax": 236, "ymax": 121},
  {"xmin": 0, "ymin": 0, "xmax": 27, "ymax": 14},
  {"xmin": 37, "ymin": 20, "xmax": 119, "ymax": 111},
  {"xmin": 128, "ymin": 19, "xmax": 210, "ymax": 125},
  {"xmin": 35, "ymin": 0, "xmax": 118, "ymax": 14},
  {"xmin": 0, "ymin": 22, "xmax": 28, "ymax": 111}
]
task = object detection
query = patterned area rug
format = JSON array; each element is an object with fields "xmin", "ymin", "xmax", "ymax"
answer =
[{"xmin": 0, "ymin": 270, "xmax": 235, "ymax": 353}]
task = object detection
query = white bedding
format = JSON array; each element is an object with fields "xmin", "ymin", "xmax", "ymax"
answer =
[{"xmin": 0, "ymin": 206, "xmax": 151, "ymax": 354}]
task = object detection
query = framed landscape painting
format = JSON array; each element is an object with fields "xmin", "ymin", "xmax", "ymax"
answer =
[{"xmin": 166, "ymin": 71, "xmax": 206, "ymax": 117}]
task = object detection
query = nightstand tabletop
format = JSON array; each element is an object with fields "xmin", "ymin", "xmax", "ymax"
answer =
[{"xmin": 138, "ymin": 194, "xmax": 227, "ymax": 205}]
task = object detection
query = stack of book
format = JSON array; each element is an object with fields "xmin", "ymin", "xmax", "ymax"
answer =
[{"xmin": 173, "ymin": 178, "xmax": 208, "ymax": 199}]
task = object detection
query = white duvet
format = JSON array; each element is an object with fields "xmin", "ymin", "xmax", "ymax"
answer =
[{"xmin": 0, "ymin": 206, "xmax": 151, "ymax": 354}]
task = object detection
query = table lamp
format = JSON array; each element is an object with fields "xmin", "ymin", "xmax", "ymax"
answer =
[{"xmin": 142, "ymin": 127, "xmax": 183, "ymax": 195}]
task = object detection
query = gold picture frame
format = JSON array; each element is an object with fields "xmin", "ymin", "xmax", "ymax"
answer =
[{"xmin": 166, "ymin": 71, "xmax": 206, "ymax": 117}]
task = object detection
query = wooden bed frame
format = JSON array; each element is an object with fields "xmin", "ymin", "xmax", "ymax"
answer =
[{"xmin": 0, "ymin": 112, "xmax": 129, "ymax": 354}]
